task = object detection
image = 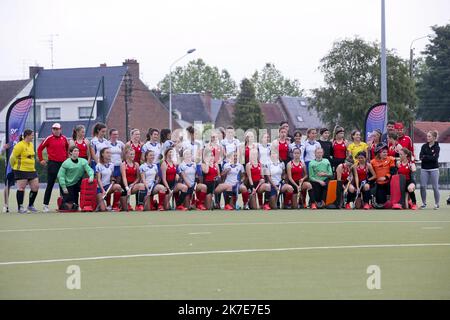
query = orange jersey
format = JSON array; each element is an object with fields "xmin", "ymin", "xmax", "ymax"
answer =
[{"xmin": 370, "ymin": 156, "xmax": 395, "ymax": 185}]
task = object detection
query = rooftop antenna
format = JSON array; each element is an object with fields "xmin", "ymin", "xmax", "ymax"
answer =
[{"xmin": 42, "ymin": 34, "xmax": 59, "ymax": 69}]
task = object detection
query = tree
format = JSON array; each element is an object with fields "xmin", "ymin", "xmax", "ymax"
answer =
[
  {"xmin": 233, "ymin": 79, "xmax": 264, "ymax": 131},
  {"xmin": 157, "ymin": 58, "xmax": 237, "ymax": 100},
  {"xmin": 416, "ymin": 24, "xmax": 450, "ymax": 121},
  {"xmin": 312, "ymin": 38, "xmax": 416, "ymax": 131},
  {"xmin": 250, "ymin": 63, "xmax": 304, "ymax": 102}
]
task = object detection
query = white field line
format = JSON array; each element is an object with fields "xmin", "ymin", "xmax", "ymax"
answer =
[
  {"xmin": 0, "ymin": 243, "xmax": 449, "ymax": 266},
  {"xmin": 188, "ymin": 232, "xmax": 212, "ymax": 235},
  {"xmin": 1, "ymin": 220, "xmax": 450, "ymax": 233},
  {"xmin": 421, "ymin": 227, "xmax": 443, "ymax": 230}
]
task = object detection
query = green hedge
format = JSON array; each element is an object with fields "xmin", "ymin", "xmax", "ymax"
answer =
[{"xmin": 1, "ymin": 156, "xmax": 48, "ymax": 183}]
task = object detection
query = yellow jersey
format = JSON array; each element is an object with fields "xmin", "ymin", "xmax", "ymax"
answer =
[
  {"xmin": 347, "ymin": 142, "xmax": 368, "ymax": 162},
  {"xmin": 9, "ymin": 140, "xmax": 36, "ymax": 172}
]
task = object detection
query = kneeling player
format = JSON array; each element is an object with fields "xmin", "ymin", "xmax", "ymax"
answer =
[
  {"xmin": 286, "ymin": 147, "xmax": 313, "ymax": 209},
  {"xmin": 140, "ymin": 150, "xmax": 167, "ymax": 211},
  {"xmin": 96, "ymin": 148, "xmax": 122, "ymax": 211},
  {"xmin": 266, "ymin": 154, "xmax": 294, "ymax": 209},
  {"xmin": 179, "ymin": 150, "xmax": 207, "ymax": 210},
  {"xmin": 397, "ymin": 148, "xmax": 417, "ymax": 210},
  {"xmin": 245, "ymin": 149, "xmax": 271, "ymax": 210},
  {"xmin": 336, "ymin": 157, "xmax": 356, "ymax": 209},
  {"xmin": 353, "ymin": 151, "xmax": 376, "ymax": 209},
  {"xmin": 120, "ymin": 146, "xmax": 146, "ymax": 211},
  {"xmin": 215, "ymin": 153, "xmax": 249, "ymax": 210}
]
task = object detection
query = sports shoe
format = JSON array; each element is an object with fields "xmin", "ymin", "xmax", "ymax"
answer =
[
  {"xmin": 19, "ymin": 206, "xmax": 28, "ymax": 214},
  {"xmin": 434, "ymin": 204, "xmax": 440, "ymax": 210},
  {"xmin": 311, "ymin": 203, "xmax": 318, "ymax": 210},
  {"xmin": 392, "ymin": 203, "xmax": 402, "ymax": 210},
  {"xmin": 196, "ymin": 204, "xmax": 207, "ymax": 211},
  {"xmin": 243, "ymin": 204, "xmax": 250, "ymax": 210},
  {"xmin": 410, "ymin": 204, "xmax": 418, "ymax": 210},
  {"xmin": 135, "ymin": 205, "xmax": 144, "ymax": 211},
  {"xmin": 2, "ymin": 205, "xmax": 9, "ymax": 213},
  {"xmin": 127, "ymin": 204, "xmax": 133, "ymax": 211},
  {"xmin": 112, "ymin": 205, "xmax": 121, "ymax": 212},
  {"xmin": 42, "ymin": 205, "xmax": 50, "ymax": 213},
  {"xmin": 363, "ymin": 203, "xmax": 370, "ymax": 210},
  {"xmin": 27, "ymin": 206, "xmax": 38, "ymax": 213},
  {"xmin": 262, "ymin": 203, "xmax": 271, "ymax": 210},
  {"xmin": 158, "ymin": 204, "xmax": 165, "ymax": 211},
  {"xmin": 106, "ymin": 206, "xmax": 113, "ymax": 212},
  {"xmin": 224, "ymin": 204, "xmax": 234, "ymax": 211},
  {"xmin": 176, "ymin": 205, "xmax": 188, "ymax": 211},
  {"xmin": 345, "ymin": 203, "xmax": 352, "ymax": 210},
  {"xmin": 420, "ymin": 204, "xmax": 427, "ymax": 210}
]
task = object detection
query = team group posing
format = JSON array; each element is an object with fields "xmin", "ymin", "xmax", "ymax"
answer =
[{"xmin": 4, "ymin": 119, "xmax": 441, "ymax": 213}]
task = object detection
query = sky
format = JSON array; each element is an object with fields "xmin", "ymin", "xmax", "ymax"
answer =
[{"xmin": 0, "ymin": 0, "xmax": 449, "ymax": 93}]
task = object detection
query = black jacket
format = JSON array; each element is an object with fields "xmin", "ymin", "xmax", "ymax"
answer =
[
  {"xmin": 318, "ymin": 140, "xmax": 333, "ymax": 161},
  {"xmin": 419, "ymin": 142, "xmax": 440, "ymax": 170}
]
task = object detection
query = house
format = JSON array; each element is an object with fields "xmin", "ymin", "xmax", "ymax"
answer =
[
  {"xmin": 163, "ymin": 92, "xmax": 222, "ymax": 128},
  {"xmin": 413, "ymin": 121, "xmax": 450, "ymax": 164},
  {"xmin": 0, "ymin": 79, "xmax": 33, "ymax": 146},
  {"xmin": 214, "ymin": 96, "xmax": 324, "ymax": 135},
  {"xmin": 0, "ymin": 59, "xmax": 178, "ymax": 144},
  {"xmin": 276, "ymin": 96, "xmax": 324, "ymax": 133}
]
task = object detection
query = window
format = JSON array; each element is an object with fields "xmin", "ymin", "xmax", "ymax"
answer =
[
  {"xmin": 46, "ymin": 108, "xmax": 60, "ymax": 120},
  {"xmin": 79, "ymin": 107, "xmax": 93, "ymax": 119},
  {"xmin": 297, "ymin": 116, "xmax": 304, "ymax": 122}
]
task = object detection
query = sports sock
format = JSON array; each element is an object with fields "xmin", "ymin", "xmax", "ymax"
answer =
[
  {"xmin": 16, "ymin": 190, "xmax": 25, "ymax": 209},
  {"xmin": 29, "ymin": 190, "xmax": 38, "ymax": 206},
  {"xmin": 242, "ymin": 191, "xmax": 249, "ymax": 206},
  {"xmin": 409, "ymin": 191, "xmax": 417, "ymax": 204},
  {"xmin": 137, "ymin": 190, "xmax": 146, "ymax": 205},
  {"xmin": 158, "ymin": 192, "xmax": 166, "ymax": 206}
]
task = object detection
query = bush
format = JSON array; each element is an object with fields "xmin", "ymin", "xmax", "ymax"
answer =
[{"xmin": 0, "ymin": 155, "xmax": 48, "ymax": 184}]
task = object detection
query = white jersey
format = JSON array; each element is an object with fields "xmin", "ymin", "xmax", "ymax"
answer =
[
  {"xmin": 289, "ymin": 142, "xmax": 304, "ymax": 162},
  {"xmin": 91, "ymin": 137, "xmax": 109, "ymax": 160},
  {"xmin": 304, "ymin": 140, "xmax": 321, "ymax": 162},
  {"xmin": 108, "ymin": 140, "xmax": 125, "ymax": 166},
  {"xmin": 181, "ymin": 140, "xmax": 203, "ymax": 164},
  {"xmin": 267, "ymin": 161, "xmax": 285, "ymax": 186},
  {"xmin": 178, "ymin": 161, "xmax": 197, "ymax": 186},
  {"xmin": 258, "ymin": 143, "xmax": 271, "ymax": 166},
  {"xmin": 221, "ymin": 138, "xmax": 241, "ymax": 160},
  {"xmin": 95, "ymin": 162, "xmax": 114, "ymax": 187},
  {"xmin": 139, "ymin": 162, "xmax": 159, "ymax": 186},
  {"xmin": 223, "ymin": 162, "xmax": 244, "ymax": 186},
  {"xmin": 142, "ymin": 141, "xmax": 162, "ymax": 164}
]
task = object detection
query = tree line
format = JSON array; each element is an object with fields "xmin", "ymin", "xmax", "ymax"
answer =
[{"xmin": 153, "ymin": 23, "xmax": 450, "ymax": 131}]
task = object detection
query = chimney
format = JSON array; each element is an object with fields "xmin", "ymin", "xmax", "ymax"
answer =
[
  {"xmin": 29, "ymin": 66, "xmax": 44, "ymax": 79},
  {"xmin": 202, "ymin": 90, "xmax": 213, "ymax": 118},
  {"xmin": 122, "ymin": 59, "xmax": 139, "ymax": 80}
]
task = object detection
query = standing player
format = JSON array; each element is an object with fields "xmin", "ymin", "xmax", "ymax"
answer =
[
  {"xmin": 2, "ymin": 143, "xmax": 15, "ymax": 213},
  {"xmin": 120, "ymin": 146, "xmax": 146, "ymax": 211},
  {"xmin": 347, "ymin": 130, "xmax": 368, "ymax": 162},
  {"xmin": 90, "ymin": 122, "xmax": 109, "ymax": 169},
  {"xmin": 221, "ymin": 126, "xmax": 241, "ymax": 165},
  {"xmin": 286, "ymin": 147, "xmax": 313, "ymax": 209},
  {"xmin": 140, "ymin": 150, "xmax": 167, "ymax": 211},
  {"xmin": 395, "ymin": 122, "xmax": 415, "ymax": 160},
  {"xmin": 318, "ymin": 128, "xmax": 333, "ymax": 164},
  {"xmin": 368, "ymin": 129, "xmax": 382, "ymax": 161},
  {"xmin": 272, "ymin": 127, "xmax": 290, "ymax": 166},
  {"xmin": 303, "ymin": 128, "xmax": 321, "ymax": 173},
  {"xmin": 38, "ymin": 122, "xmax": 69, "ymax": 212},
  {"xmin": 331, "ymin": 126, "xmax": 347, "ymax": 173},
  {"xmin": 397, "ymin": 148, "xmax": 418, "ymax": 210},
  {"xmin": 387, "ymin": 132, "xmax": 401, "ymax": 158},
  {"xmin": 289, "ymin": 131, "xmax": 304, "ymax": 162},
  {"xmin": 141, "ymin": 128, "xmax": 162, "ymax": 164},
  {"xmin": 69, "ymin": 125, "xmax": 90, "ymax": 162},
  {"xmin": 419, "ymin": 130, "xmax": 440, "ymax": 210},
  {"xmin": 126, "ymin": 129, "xmax": 143, "ymax": 165},
  {"xmin": 9, "ymin": 130, "xmax": 40, "ymax": 213},
  {"xmin": 258, "ymin": 132, "xmax": 272, "ymax": 169},
  {"xmin": 107, "ymin": 129, "xmax": 125, "ymax": 209},
  {"xmin": 381, "ymin": 120, "xmax": 396, "ymax": 144}
]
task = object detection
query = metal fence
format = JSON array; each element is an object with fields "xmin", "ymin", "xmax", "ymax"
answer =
[{"xmin": 415, "ymin": 164, "xmax": 450, "ymax": 190}]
